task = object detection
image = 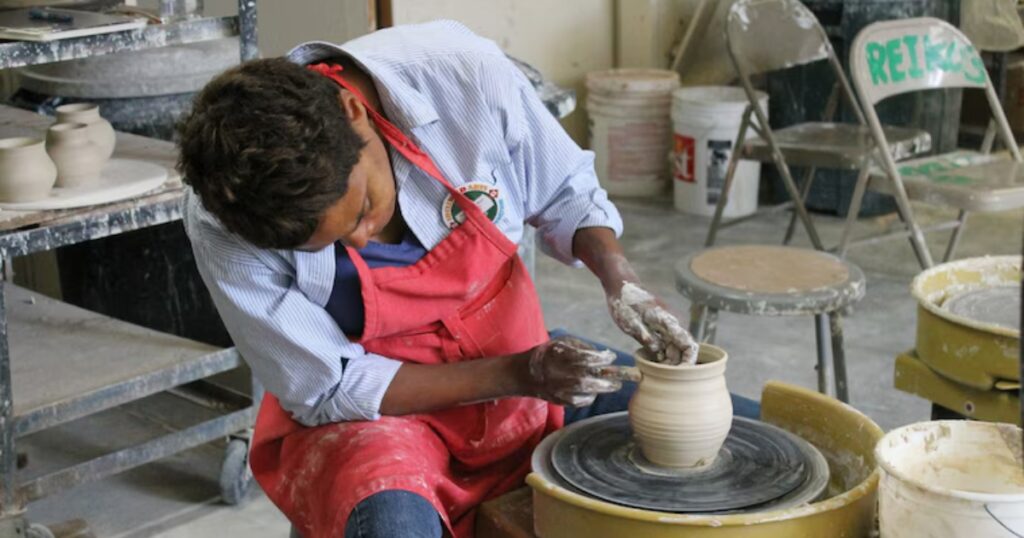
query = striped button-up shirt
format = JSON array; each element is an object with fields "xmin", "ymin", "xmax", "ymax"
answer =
[{"xmin": 183, "ymin": 20, "xmax": 623, "ymax": 426}]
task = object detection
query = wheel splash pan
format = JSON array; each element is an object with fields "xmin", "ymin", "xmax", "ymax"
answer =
[
  {"xmin": 527, "ymin": 382, "xmax": 883, "ymax": 538},
  {"xmin": 911, "ymin": 256, "xmax": 1020, "ymax": 390}
]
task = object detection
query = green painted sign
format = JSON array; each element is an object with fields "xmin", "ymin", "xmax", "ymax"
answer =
[
  {"xmin": 898, "ymin": 153, "xmax": 986, "ymax": 186},
  {"xmin": 864, "ymin": 34, "xmax": 985, "ymax": 87}
]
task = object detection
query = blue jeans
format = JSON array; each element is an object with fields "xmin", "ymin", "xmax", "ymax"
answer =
[
  {"xmin": 343, "ymin": 490, "xmax": 442, "ymax": 538},
  {"xmin": 341, "ymin": 332, "xmax": 761, "ymax": 537}
]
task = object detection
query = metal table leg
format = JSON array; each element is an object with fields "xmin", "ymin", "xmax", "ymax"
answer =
[
  {"xmin": 689, "ymin": 304, "xmax": 708, "ymax": 343},
  {"xmin": 238, "ymin": 0, "xmax": 259, "ymax": 61},
  {"xmin": 0, "ymin": 278, "xmax": 23, "ymax": 536},
  {"xmin": 704, "ymin": 308, "xmax": 719, "ymax": 344}
]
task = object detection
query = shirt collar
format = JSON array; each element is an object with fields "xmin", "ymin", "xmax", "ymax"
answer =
[{"xmin": 287, "ymin": 40, "xmax": 439, "ymax": 131}]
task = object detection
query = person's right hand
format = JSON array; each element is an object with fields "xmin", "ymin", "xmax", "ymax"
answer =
[{"xmin": 526, "ymin": 336, "xmax": 623, "ymax": 407}]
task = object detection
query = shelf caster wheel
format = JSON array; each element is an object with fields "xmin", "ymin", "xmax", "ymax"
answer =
[
  {"xmin": 220, "ymin": 438, "xmax": 254, "ymax": 505},
  {"xmin": 27, "ymin": 524, "xmax": 55, "ymax": 538}
]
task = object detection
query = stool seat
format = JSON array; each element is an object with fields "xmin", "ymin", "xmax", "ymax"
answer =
[
  {"xmin": 676, "ymin": 245, "xmax": 867, "ymax": 403},
  {"xmin": 676, "ymin": 245, "xmax": 866, "ymax": 316}
]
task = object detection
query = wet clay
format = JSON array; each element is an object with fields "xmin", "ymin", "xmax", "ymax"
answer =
[
  {"xmin": 691, "ymin": 245, "xmax": 849, "ymax": 293},
  {"xmin": 629, "ymin": 346, "xmax": 732, "ymax": 468},
  {"xmin": 609, "ymin": 282, "xmax": 697, "ymax": 365}
]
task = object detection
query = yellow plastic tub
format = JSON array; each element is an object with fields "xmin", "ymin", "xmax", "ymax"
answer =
[
  {"xmin": 527, "ymin": 381, "xmax": 883, "ymax": 537},
  {"xmin": 911, "ymin": 256, "xmax": 1020, "ymax": 390}
]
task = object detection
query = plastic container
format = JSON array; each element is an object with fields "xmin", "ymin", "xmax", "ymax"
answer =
[
  {"xmin": 586, "ymin": 69, "xmax": 679, "ymax": 197},
  {"xmin": 671, "ymin": 86, "xmax": 766, "ymax": 218},
  {"xmin": 876, "ymin": 420, "xmax": 1024, "ymax": 537}
]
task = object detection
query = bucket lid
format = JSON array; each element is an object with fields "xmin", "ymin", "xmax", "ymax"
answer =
[
  {"xmin": 585, "ymin": 69, "xmax": 680, "ymax": 94},
  {"xmin": 672, "ymin": 86, "xmax": 767, "ymax": 107}
]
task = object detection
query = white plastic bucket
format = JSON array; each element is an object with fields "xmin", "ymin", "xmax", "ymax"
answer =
[
  {"xmin": 671, "ymin": 86, "xmax": 767, "ymax": 218},
  {"xmin": 586, "ymin": 69, "xmax": 679, "ymax": 198},
  {"xmin": 876, "ymin": 420, "xmax": 1024, "ymax": 537}
]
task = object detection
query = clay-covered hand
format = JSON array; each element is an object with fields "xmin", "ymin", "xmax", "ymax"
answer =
[
  {"xmin": 527, "ymin": 336, "xmax": 623, "ymax": 407},
  {"xmin": 607, "ymin": 282, "xmax": 698, "ymax": 365}
]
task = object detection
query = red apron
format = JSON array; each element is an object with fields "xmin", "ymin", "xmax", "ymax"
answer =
[{"xmin": 249, "ymin": 63, "xmax": 563, "ymax": 538}]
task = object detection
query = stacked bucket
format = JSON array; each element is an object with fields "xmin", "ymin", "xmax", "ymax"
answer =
[
  {"xmin": 585, "ymin": 69, "xmax": 679, "ymax": 198},
  {"xmin": 586, "ymin": 68, "xmax": 763, "ymax": 220}
]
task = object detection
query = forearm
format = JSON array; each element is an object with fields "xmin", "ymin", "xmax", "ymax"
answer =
[
  {"xmin": 379, "ymin": 352, "xmax": 533, "ymax": 415},
  {"xmin": 573, "ymin": 226, "xmax": 698, "ymax": 364},
  {"xmin": 572, "ymin": 226, "xmax": 639, "ymax": 294}
]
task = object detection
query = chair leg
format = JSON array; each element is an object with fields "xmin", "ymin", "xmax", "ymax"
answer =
[
  {"xmin": 813, "ymin": 313, "xmax": 831, "ymax": 397},
  {"xmin": 773, "ymin": 151, "xmax": 824, "ymax": 250},
  {"xmin": 885, "ymin": 177, "xmax": 934, "ymax": 268},
  {"xmin": 837, "ymin": 166, "xmax": 871, "ymax": 259},
  {"xmin": 705, "ymin": 108, "xmax": 753, "ymax": 247},
  {"xmin": 783, "ymin": 166, "xmax": 818, "ymax": 245},
  {"xmin": 942, "ymin": 210, "xmax": 969, "ymax": 263},
  {"xmin": 828, "ymin": 311, "xmax": 849, "ymax": 403},
  {"xmin": 903, "ymin": 213, "xmax": 935, "ymax": 269}
]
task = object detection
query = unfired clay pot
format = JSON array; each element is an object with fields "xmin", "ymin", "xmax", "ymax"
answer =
[
  {"xmin": 46, "ymin": 122, "xmax": 106, "ymax": 188},
  {"xmin": 0, "ymin": 137, "xmax": 56, "ymax": 202},
  {"xmin": 54, "ymin": 103, "xmax": 115, "ymax": 161},
  {"xmin": 628, "ymin": 344, "xmax": 733, "ymax": 469}
]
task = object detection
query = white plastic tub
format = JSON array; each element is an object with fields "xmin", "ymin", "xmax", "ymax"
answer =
[
  {"xmin": 671, "ymin": 86, "xmax": 766, "ymax": 218},
  {"xmin": 586, "ymin": 69, "xmax": 679, "ymax": 198},
  {"xmin": 876, "ymin": 420, "xmax": 1024, "ymax": 537}
]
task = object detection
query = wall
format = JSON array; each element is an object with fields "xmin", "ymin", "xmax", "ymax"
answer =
[
  {"xmin": 389, "ymin": 0, "xmax": 616, "ymax": 144},
  {"xmin": 203, "ymin": 0, "xmax": 374, "ymax": 57},
  {"xmin": 206, "ymin": 0, "xmax": 621, "ymax": 144},
  {"xmin": 616, "ymin": 0, "xmax": 688, "ymax": 69}
]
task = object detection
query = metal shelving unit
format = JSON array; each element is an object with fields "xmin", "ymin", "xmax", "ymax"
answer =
[{"xmin": 0, "ymin": 2, "xmax": 259, "ymax": 536}]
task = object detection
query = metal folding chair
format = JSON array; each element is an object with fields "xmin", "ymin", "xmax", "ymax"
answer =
[
  {"xmin": 849, "ymin": 17, "xmax": 1024, "ymax": 268},
  {"xmin": 706, "ymin": 0, "xmax": 932, "ymax": 251}
]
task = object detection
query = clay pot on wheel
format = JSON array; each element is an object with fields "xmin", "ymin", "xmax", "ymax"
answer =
[
  {"xmin": 46, "ymin": 122, "xmax": 106, "ymax": 189},
  {"xmin": 0, "ymin": 137, "xmax": 56, "ymax": 202},
  {"xmin": 628, "ymin": 344, "xmax": 733, "ymax": 469},
  {"xmin": 55, "ymin": 103, "xmax": 116, "ymax": 161}
]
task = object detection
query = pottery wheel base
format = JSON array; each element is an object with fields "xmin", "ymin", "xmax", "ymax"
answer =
[{"xmin": 551, "ymin": 413, "xmax": 829, "ymax": 514}]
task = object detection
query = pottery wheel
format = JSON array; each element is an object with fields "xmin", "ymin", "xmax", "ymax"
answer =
[
  {"xmin": 551, "ymin": 413, "xmax": 829, "ymax": 514},
  {"xmin": 944, "ymin": 285, "xmax": 1020, "ymax": 331}
]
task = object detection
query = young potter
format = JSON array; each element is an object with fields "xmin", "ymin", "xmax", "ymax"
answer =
[{"xmin": 177, "ymin": 20, "xmax": 757, "ymax": 538}]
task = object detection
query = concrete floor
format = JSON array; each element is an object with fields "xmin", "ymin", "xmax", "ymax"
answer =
[{"xmin": 27, "ymin": 197, "xmax": 1023, "ymax": 536}]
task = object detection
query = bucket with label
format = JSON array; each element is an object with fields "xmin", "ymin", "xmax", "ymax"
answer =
[
  {"xmin": 671, "ymin": 86, "xmax": 767, "ymax": 218},
  {"xmin": 876, "ymin": 420, "xmax": 1024, "ymax": 537},
  {"xmin": 586, "ymin": 69, "xmax": 679, "ymax": 198}
]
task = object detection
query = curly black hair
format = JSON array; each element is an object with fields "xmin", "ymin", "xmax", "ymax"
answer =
[{"xmin": 176, "ymin": 57, "xmax": 366, "ymax": 249}]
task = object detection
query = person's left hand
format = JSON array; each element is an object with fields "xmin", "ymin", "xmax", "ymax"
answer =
[{"xmin": 607, "ymin": 282, "xmax": 698, "ymax": 365}]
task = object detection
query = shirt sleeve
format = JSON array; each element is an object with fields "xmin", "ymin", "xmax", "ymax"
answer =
[
  {"xmin": 184, "ymin": 206, "xmax": 402, "ymax": 426},
  {"xmin": 487, "ymin": 59, "xmax": 624, "ymax": 266}
]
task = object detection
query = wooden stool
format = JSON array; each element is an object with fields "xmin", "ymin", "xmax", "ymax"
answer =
[
  {"xmin": 476, "ymin": 487, "xmax": 536, "ymax": 538},
  {"xmin": 676, "ymin": 245, "xmax": 866, "ymax": 402}
]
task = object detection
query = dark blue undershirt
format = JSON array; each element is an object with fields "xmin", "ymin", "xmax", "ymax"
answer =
[{"xmin": 325, "ymin": 230, "xmax": 428, "ymax": 337}]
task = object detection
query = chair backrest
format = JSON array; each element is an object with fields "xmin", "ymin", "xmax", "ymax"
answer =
[
  {"xmin": 726, "ymin": 0, "xmax": 831, "ymax": 77},
  {"xmin": 851, "ymin": 17, "xmax": 1022, "ymax": 180},
  {"xmin": 850, "ymin": 18, "xmax": 988, "ymax": 105}
]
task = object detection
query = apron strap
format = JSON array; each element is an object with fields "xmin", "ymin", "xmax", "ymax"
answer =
[
  {"xmin": 307, "ymin": 62, "xmax": 503, "ymax": 244},
  {"xmin": 308, "ymin": 63, "xmax": 456, "ymax": 192}
]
